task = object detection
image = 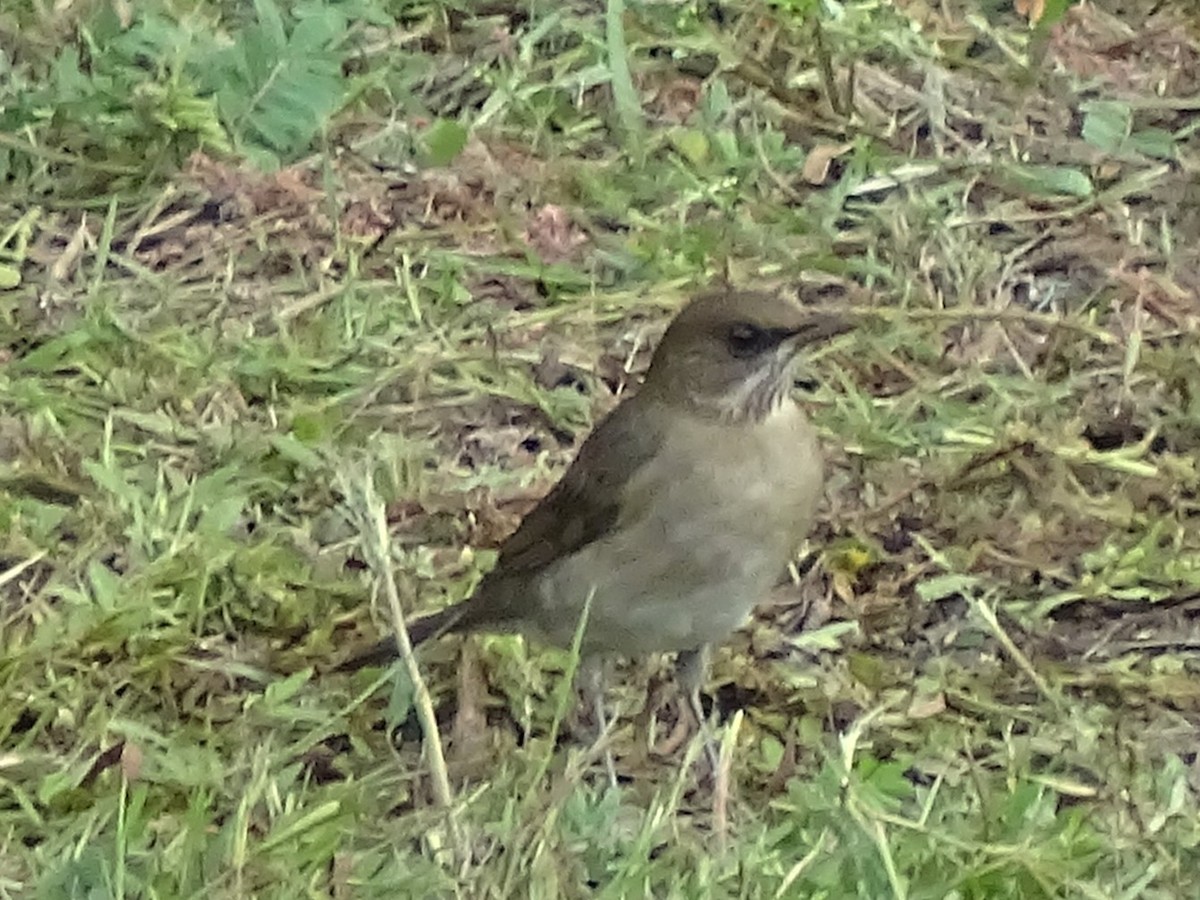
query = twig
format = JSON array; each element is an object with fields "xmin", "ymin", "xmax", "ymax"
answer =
[
  {"xmin": 354, "ymin": 472, "xmax": 462, "ymax": 848},
  {"xmin": 890, "ymin": 306, "xmax": 1117, "ymax": 344},
  {"xmin": 967, "ymin": 593, "xmax": 1060, "ymax": 709},
  {"xmin": 859, "ymin": 441, "xmax": 1034, "ymax": 524}
]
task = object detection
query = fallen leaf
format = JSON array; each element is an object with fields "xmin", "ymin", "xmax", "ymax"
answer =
[
  {"xmin": 907, "ymin": 693, "xmax": 947, "ymax": 719},
  {"xmin": 802, "ymin": 143, "xmax": 854, "ymax": 186}
]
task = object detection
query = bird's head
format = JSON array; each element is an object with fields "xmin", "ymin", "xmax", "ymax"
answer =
[{"xmin": 643, "ymin": 290, "xmax": 849, "ymax": 421}]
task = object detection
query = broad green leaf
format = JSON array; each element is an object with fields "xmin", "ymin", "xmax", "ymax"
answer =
[
  {"xmin": 1080, "ymin": 100, "xmax": 1130, "ymax": 154},
  {"xmin": 1130, "ymin": 128, "xmax": 1177, "ymax": 160},
  {"xmin": 424, "ymin": 119, "xmax": 469, "ymax": 167},
  {"xmin": 670, "ymin": 128, "xmax": 710, "ymax": 166},
  {"xmin": 270, "ymin": 433, "xmax": 324, "ymax": 470},
  {"xmin": 263, "ymin": 668, "xmax": 312, "ymax": 707},
  {"xmin": 1008, "ymin": 163, "xmax": 1093, "ymax": 198},
  {"xmin": 916, "ymin": 573, "xmax": 982, "ymax": 602},
  {"xmin": 197, "ymin": 495, "xmax": 245, "ymax": 536},
  {"xmin": 87, "ymin": 559, "xmax": 123, "ymax": 609}
]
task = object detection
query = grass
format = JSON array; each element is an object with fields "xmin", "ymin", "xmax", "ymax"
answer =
[{"xmin": 3, "ymin": 0, "xmax": 1200, "ymax": 896}]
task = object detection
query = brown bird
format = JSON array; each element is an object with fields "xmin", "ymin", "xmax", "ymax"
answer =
[{"xmin": 338, "ymin": 290, "xmax": 847, "ymax": 762}]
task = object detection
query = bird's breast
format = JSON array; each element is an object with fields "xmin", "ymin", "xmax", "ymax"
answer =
[{"xmin": 639, "ymin": 400, "xmax": 823, "ymax": 552}]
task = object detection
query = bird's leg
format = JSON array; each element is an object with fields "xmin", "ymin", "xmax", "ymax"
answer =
[
  {"xmin": 675, "ymin": 644, "xmax": 721, "ymax": 774},
  {"xmin": 578, "ymin": 655, "xmax": 619, "ymax": 787}
]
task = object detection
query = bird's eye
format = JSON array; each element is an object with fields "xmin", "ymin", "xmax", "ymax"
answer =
[{"xmin": 725, "ymin": 323, "xmax": 778, "ymax": 359}]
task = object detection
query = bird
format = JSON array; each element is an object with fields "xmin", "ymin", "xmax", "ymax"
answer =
[{"xmin": 337, "ymin": 289, "xmax": 848, "ymax": 768}]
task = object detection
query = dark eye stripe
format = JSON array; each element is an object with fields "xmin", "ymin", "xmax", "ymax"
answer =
[{"xmin": 726, "ymin": 324, "xmax": 792, "ymax": 358}]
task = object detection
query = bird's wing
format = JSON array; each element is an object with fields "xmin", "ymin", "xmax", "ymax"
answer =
[{"xmin": 456, "ymin": 394, "xmax": 667, "ymax": 627}]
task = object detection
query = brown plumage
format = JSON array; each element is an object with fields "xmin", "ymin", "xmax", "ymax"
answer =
[{"xmin": 336, "ymin": 290, "xmax": 847, "ymax": 693}]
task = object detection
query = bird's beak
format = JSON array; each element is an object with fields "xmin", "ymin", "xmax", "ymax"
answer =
[{"xmin": 786, "ymin": 314, "xmax": 853, "ymax": 349}]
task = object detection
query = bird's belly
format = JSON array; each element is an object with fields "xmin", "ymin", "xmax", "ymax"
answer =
[
  {"xmin": 531, "ymin": 406, "xmax": 823, "ymax": 656},
  {"xmin": 534, "ymin": 534, "xmax": 776, "ymax": 654}
]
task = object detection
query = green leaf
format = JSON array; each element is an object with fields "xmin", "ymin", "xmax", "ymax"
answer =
[
  {"xmin": 1129, "ymin": 128, "xmax": 1177, "ymax": 160},
  {"xmin": 916, "ymin": 573, "xmax": 981, "ymax": 602},
  {"xmin": 258, "ymin": 801, "xmax": 343, "ymax": 854},
  {"xmin": 1007, "ymin": 164, "xmax": 1093, "ymax": 198},
  {"xmin": 1035, "ymin": 0, "xmax": 1077, "ymax": 29},
  {"xmin": 423, "ymin": 119, "xmax": 469, "ymax": 167},
  {"xmin": 605, "ymin": 0, "xmax": 644, "ymax": 154},
  {"xmin": 10, "ymin": 329, "xmax": 93, "ymax": 374},
  {"xmin": 87, "ymin": 559, "xmax": 123, "ymax": 610},
  {"xmin": 270, "ymin": 433, "xmax": 324, "ymax": 470},
  {"xmin": 1080, "ymin": 100, "xmax": 1130, "ymax": 154},
  {"xmin": 847, "ymin": 651, "xmax": 885, "ymax": 691},
  {"xmin": 263, "ymin": 668, "xmax": 312, "ymax": 707},
  {"xmin": 670, "ymin": 128, "xmax": 710, "ymax": 166},
  {"xmin": 253, "ymin": 0, "xmax": 289, "ymax": 52},
  {"xmin": 712, "ymin": 129, "xmax": 740, "ymax": 167},
  {"xmin": 386, "ymin": 665, "xmax": 416, "ymax": 728},
  {"xmin": 82, "ymin": 459, "xmax": 139, "ymax": 507},
  {"xmin": 203, "ymin": 0, "xmax": 349, "ymax": 159},
  {"xmin": 790, "ymin": 620, "xmax": 858, "ymax": 652},
  {"xmin": 758, "ymin": 734, "xmax": 785, "ymax": 769},
  {"xmin": 290, "ymin": 412, "xmax": 327, "ymax": 444},
  {"xmin": 197, "ymin": 495, "xmax": 245, "ymax": 537},
  {"xmin": 703, "ymin": 78, "xmax": 732, "ymax": 122}
]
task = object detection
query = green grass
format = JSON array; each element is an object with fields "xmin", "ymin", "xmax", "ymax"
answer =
[{"xmin": 3, "ymin": 0, "xmax": 1200, "ymax": 896}]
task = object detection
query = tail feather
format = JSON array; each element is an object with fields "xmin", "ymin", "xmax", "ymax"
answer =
[{"xmin": 332, "ymin": 605, "xmax": 464, "ymax": 673}]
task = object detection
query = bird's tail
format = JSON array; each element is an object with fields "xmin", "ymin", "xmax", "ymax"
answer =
[{"xmin": 331, "ymin": 605, "xmax": 464, "ymax": 673}]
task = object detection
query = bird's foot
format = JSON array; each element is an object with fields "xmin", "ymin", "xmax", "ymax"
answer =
[
  {"xmin": 686, "ymin": 689, "xmax": 723, "ymax": 779},
  {"xmin": 575, "ymin": 656, "xmax": 619, "ymax": 788}
]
